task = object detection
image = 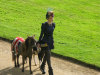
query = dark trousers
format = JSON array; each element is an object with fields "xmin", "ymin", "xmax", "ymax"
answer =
[{"xmin": 39, "ymin": 47, "xmax": 52, "ymax": 69}]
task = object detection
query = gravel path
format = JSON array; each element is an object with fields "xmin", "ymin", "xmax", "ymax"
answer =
[{"xmin": 0, "ymin": 40, "xmax": 100, "ymax": 75}]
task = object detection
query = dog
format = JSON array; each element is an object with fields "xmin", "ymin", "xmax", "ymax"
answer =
[
  {"xmin": 11, "ymin": 35, "xmax": 37, "ymax": 74},
  {"xmin": 32, "ymin": 45, "xmax": 42, "ymax": 66}
]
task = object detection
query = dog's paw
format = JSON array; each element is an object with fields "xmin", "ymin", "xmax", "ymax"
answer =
[
  {"xmin": 22, "ymin": 69, "xmax": 24, "ymax": 72},
  {"xmin": 30, "ymin": 71, "xmax": 33, "ymax": 74}
]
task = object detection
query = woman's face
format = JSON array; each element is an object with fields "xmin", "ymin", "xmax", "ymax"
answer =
[{"xmin": 48, "ymin": 16, "xmax": 54, "ymax": 22}]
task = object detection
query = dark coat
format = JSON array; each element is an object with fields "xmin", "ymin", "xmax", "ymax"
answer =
[{"xmin": 39, "ymin": 22, "xmax": 55, "ymax": 49}]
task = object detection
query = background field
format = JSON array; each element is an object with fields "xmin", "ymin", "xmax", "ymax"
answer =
[{"xmin": 0, "ymin": 0, "xmax": 100, "ymax": 67}]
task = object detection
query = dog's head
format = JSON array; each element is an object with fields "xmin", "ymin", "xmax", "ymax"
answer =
[
  {"xmin": 25, "ymin": 35, "xmax": 37, "ymax": 49},
  {"xmin": 33, "ymin": 46, "xmax": 41, "ymax": 54}
]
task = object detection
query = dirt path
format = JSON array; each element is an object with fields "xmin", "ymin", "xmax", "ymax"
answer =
[{"xmin": 0, "ymin": 40, "xmax": 100, "ymax": 75}]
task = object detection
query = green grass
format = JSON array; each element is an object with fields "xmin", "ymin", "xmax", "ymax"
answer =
[{"xmin": 0, "ymin": 0, "xmax": 100, "ymax": 67}]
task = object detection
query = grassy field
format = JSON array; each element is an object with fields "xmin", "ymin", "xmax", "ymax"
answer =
[{"xmin": 0, "ymin": 0, "xmax": 100, "ymax": 67}]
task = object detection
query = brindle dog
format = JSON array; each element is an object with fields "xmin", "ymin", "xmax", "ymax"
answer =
[
  {"xmin": 11, "ymin": 35, "xmax": 36, "ymax": 74},
  {"xmin": 33, "ymin": 46, "xmax": 41, "ymax": 66}
]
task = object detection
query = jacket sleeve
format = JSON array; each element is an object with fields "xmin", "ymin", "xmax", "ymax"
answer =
[
  {"xmin": 53, "ymin": 23, "xmax": 55, "ymax": 29},
  {"xmin": 39, "ymin": 23, "xmax": 45, "ymax": 43},
  {"xmin": 53, "ymin": 23, "xmax": 55, "ymax": 43}
]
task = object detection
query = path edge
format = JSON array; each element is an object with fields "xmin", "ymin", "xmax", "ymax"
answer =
[{"xmin": 0, "ymin": 37, "xmax": 100, "ymax": 72}]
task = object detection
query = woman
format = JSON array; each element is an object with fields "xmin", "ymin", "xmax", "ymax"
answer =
[{"xmin": 38, "ymin": 10, "xmax": 55, "ymax": 75}]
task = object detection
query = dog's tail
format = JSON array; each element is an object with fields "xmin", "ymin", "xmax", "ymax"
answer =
[{"xmin": 11, "ymin": 40, "xmax": 16, "ymax": 61}]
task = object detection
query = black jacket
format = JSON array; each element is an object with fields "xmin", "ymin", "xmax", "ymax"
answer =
[{"xmin": 39, "ymin": 22, "xmax": 55, "ymax": 49}]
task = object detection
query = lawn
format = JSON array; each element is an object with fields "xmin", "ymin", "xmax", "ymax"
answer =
[{"xmin": 0, "ymin": 0, "xmax": 100, "ymax": 67}]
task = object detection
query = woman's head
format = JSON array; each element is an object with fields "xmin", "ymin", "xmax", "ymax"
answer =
[{"xmin": 46, "ymin": 11, "xmax": 54, "ymax": 21}]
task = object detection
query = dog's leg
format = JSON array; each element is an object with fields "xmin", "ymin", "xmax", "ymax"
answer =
[
  {"xmin": 29, "ymin": 57, "xmax": 32, "ymax": 74},
  {"xmin": 39, "ymin": 60, "xmax": 42, "ymax": 67},
  {"xmin": 24, "ymin": 58, "xmax": 27, "ymax": 64},
  {"xmin": 33, "ymin": 54, "xmax": 37, "ymax": 66},
  {"xmin": 14, "ymin": 56, "xmax": 17, "ymax": 67},
  {"xmin": 17, "ymin": 55, "xmax": 20, "ymax": 67},
  {"xmin": 22, "ymin": 56, "xmax": 24, "ymax": 72},
  {"xmin": 38, "ymin": 52, "xmax": 43, "ymax": 67},
  {"xmin": 38, "ymin": 53, "xmax": 41, "ymax": 67}
]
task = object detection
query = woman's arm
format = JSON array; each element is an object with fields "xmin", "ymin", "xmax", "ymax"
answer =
[
  {"xmin": 39, "ymin": 23, "xmax": 45, "ymax": 43},
  {"xmin": 53, "ymin": 23, "xmax": 55, "ymax": 43}
]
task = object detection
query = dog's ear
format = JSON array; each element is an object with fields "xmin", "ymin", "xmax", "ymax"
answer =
[
  {"xmin": 33, "ymin": 35, "xmax": 35, "ymax": 37},
  {"xmin": 33, "ymin": 35, "xmax": 35, "ymax": 39},
  {"xmin": 27, "ymin": 35, "xmax": 29, "ymax": 38}
]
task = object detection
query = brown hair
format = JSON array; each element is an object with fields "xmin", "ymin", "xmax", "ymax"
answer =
[{"xmin": 46, "ymin": 11, "xmax": 54, "ymax": 19}]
